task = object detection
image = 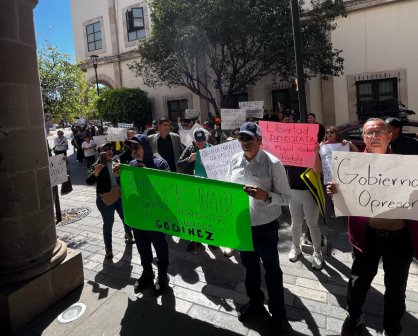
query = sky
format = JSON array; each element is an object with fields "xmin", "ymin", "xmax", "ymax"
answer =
[{"xmin": 34, "ymin": 0, "xmax": 75, "ymax": 58}]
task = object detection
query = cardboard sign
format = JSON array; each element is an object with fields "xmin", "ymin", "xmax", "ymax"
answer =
[
  {"xmin": 331, "ymin": 151, "xmax": 418, "ymax": 220},
  {"xmin": 93, "ymin": 135, "xmax": 107, "ymax": 147},
  {"xmin": 120, "ymin": 165, "xmax": 253, "ymax": 250},
  {"xmin": 319, "ymin": 143, "xmax": 350, "ymax": 184},
  {"xmin": 49, "ymin": 154, "xmax": 68, "ymax": 187},
  {"xmin": 75, "ymin": 118, "xmax": 85, "ymax": 126},
  {"xmin": 200, "ymin": 140, "xmax": 242, "ymax": 181},
  {"xmin": 221, "ymin": 109, "xmax": 247, "ymax": 130},
  {"xmin": 259, "ymin": 121, "xmax": 319, "ymax": 168},
  {"xmin": 184, "ymin": 109, "xmax": 200, "ymax": 120},
  {"xmin": 239, "ymin": 101, "xmax": 264, "ymax": 118},
  {"xmin": 106, "ymin": 127, "xmax": 127, "ymax": 142}
]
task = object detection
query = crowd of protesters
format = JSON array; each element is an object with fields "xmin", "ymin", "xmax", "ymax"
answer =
[{"xmin": 52, "ymin": 106, "xmax": 418, "ymax": 336}]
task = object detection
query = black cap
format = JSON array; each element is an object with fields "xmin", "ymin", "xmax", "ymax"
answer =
[
  {"xmin": 239, "ymin": 122, "xmax": 262, "ymax": 138},
  {"xmin": 385, "ymin": 117, "xmax": 403, "ymax": 128}
]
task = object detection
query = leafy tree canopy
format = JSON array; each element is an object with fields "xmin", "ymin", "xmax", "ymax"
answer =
[
  {"xmin": 96, "ymin": 87, "xmax": 152, "ymax": 125},
  {"xmin": 38, "ymin": 41, "xmax": 98, "ymax": 122},
  {"xmin": 129, "ymin": 0, "xmax": 346, "ymax": 115}
]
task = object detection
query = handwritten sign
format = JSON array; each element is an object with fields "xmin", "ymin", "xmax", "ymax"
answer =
[
  {"xmin": 184, "ymin": 109, "xmax": 200, "ymax": 119},
  {"xmin": 117, "ymin": 123, "xmax": 133, "ymax": 129},
  {"xmin": 93, "ymin": 135, "xmax": 107, "ymax": 147},
  {"xmin": 200, "ymin": 140, "xmax": 242, "ymax": 181},
  {"xmin": 319, "ymin": 143, "xmax": 349, "ymax": 184},
  {"xmin": 239, "ymin": 101, "xmax": 264, "ymax": 118},
  {"xmin": 259, "ymin": 121, "xmax": 319, "ymax": 168},
  {"xmin": 331, "ymin": 151, "xmax": 418, "ymax": 220},
  {"xmin": 49, "ymin": 154, "xmax": 68, "ymax": 187},
  {"xmin": 120, "ymin": 165, "xmax": 253, "ymax": 250},
  {"xmin": 221, "ymin": 109, "xmax": 247, "ymax": 130},
  {"xmin": 106, "ymin": 127, "xmax": 127, "ymax": 142}
]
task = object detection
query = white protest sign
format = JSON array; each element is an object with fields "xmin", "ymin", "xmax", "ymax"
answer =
[
  {"xmin": 93, "ymin": 135, "xmax": 107, "ymax": 147},
  {"xmin": 106, "ymin": 127, "xmax": 127, "ymax": 142},
  {"xmin": 319, "ymin": 143, "xmax": 350, "ymax": 184},
  {"xmin": 200, "ymin": 140, "xmax": 242, "ymax": 181},
  {"xmin": 184, "ymin": 109, "xmax": 200, "ymax": 120},
  {"xmin": 331, "ymin": 151, "xmax": 418, "ymax": 220},
  {"xmin": 239, "ymin": 101, "xmax": 264, "ymax": 118},
  {"xmin": 179, "ymin": 123, "xmax": 211, "ymax": 147},
  {"xmin": 221, "ymin": 109, "xmax": 247, "ymax": 130},
  {"xmin": 75, "ymin": 118, "xmax": 86, "ymax": 126},
  {"xmin": 49, "ymin": 154, "xmax": 68, "ymax": 187},
  {"xmin": 117, "ymin": 123, "xmax": 134, "ymax": 129}
]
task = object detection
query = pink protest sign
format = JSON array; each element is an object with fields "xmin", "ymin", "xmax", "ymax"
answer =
[{"xmin": 259, "ymin": 121, "xmax": 319, "ymax": 168}]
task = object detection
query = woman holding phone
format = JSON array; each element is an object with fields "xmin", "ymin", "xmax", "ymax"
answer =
[{"xmin": 86, "ymin": 142, "xmax": 134, "ymax": 259}]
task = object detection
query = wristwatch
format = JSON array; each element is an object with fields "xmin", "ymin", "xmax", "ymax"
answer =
[{"xmin": 264, "ymin": 192, "xmax": 272, "ymax": 203}]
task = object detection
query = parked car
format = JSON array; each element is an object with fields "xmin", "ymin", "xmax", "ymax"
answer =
[{"xmin": 337, "ymin": 117, "xmax": 418, "ymax": 151}]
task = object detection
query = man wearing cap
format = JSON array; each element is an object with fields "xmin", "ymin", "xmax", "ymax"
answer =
[
  {"xmin": 53, "ymin": 130, "xmax": 68, "ymax": 156},
  {"xmin": 214, "ymin": 117, "xmax": 227, "ymax": 144},
  {"xmin": 385, "ymin": 117, "xmax": 418, "ymax": 155},
  {"xmin": 148, "ymin": 117, "xmax": 184, "ymax": 173},
  {"xmin": 226, "ymin": 122, "xmax": 292, "ymax": 334},
  {"xmin": 178, "ymin": 128, "xmax": 213, "ymax": 251}
]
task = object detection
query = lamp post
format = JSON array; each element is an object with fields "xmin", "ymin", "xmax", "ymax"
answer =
[{"xmin": 90, "ymin": 54, "xmax": 102, "ymax": 127}]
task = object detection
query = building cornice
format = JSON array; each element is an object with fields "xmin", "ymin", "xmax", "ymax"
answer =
[
  {"xmin": 79, "ymin": 49, "xmax": 140, "ymax": 71},
  {"xmin": 344, "ymin": 0, "xmax": 412, "ymax": 13}
]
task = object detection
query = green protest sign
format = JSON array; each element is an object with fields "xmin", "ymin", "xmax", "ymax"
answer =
[{"xmin": 120, "ymin": 165, "xmax": 253, "ymax": 251}]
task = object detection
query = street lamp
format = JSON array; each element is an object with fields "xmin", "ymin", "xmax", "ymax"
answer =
[{"xmin": 90, "ymin": 55, "xmax": 102, "ymax": 127}]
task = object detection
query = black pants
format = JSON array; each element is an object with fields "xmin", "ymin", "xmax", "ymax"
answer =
[
  {"xmin": 132, "ymin": 228, "xmax": 169, "ymax": 275},
  {"xmin": 347, "ymin": 226, "xmax": 413, "ymax": 335},
  {"xmin": 239, "ymin": 220, "xmax": 286, "ymax": 320}
]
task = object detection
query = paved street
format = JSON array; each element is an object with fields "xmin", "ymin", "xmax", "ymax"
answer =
[{"xmin": 18, "ymin": 130, "xmax": 418, "ymax": 335}]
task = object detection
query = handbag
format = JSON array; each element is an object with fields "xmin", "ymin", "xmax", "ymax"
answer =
[
  {"xmin": 61, "ymin": 176, "xmax": 73, "ymax": 195},
  {"xmin": 100, "ymin": 186, "xmax": 121, "ymax": 206}
]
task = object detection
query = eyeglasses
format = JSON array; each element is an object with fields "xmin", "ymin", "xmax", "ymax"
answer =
[
  {"xmin": 238, "ymin": 135, "xmax": 254, "ymax": 143},
  {"xmin": 326, "ymin": 130, "xmax": 335, "ymax": 134},
  {"xmin": 363, "ymin": 130, "xmax": 388, "ymax": 138}
]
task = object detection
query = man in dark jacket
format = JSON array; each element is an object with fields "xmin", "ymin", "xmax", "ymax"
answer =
[
  {"xmin": 385, "ymin": 117, "xmax": 418, "ymax": 155},
  {"xmin": 128, "ymin": 134, "xmax": 171, "ymax": 295}
]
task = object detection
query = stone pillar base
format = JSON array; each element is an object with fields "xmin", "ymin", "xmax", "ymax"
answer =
[{"xmin": 0, "ymin": 249, "xmax": 84, "ymax": 334}]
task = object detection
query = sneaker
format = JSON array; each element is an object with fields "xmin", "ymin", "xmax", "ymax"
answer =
[
  {"xmin": 312, "ymin": 251, "xmax": 323, "ymax": 270},
  {"xmin": 134, "ymin": 270, "xmax": 155, "ymax": 293},
  {"xmin": 288, "ymin": 245, "xmax": 302, "ymax": 262},
  {"xmin": 154, "ymin": 275, "xmax": 170, "ymax": 295},
  {"xmin": 105, "ymin": 248, "xmax": 113, "ymax": 259},
  {"xmin": 341, "ymin": 315, "xmax": 365, "ymax": 336},
  {"xmin": 238, "ymin": 302, "xmax": 266, "ymax": 322},
  {"xmin": 185, "ymin": 241, "xmax": 202, "ymax": 252},
  {"xmin": 125, "ymin": 234, "xmax": 135, "ymax": 245}
]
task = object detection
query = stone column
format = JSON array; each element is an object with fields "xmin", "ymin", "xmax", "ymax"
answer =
[{"xmin": 0, "ymin": 0, "xmax": 83, "ymax": 332}]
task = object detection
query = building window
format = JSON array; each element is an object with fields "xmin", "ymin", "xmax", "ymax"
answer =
[
  {"xmin": 167, "ymin": 99, "xmax": 188, "ymax": 121},
  {"xmin": 126, "ymin": 8, "xmax": 145, "ymax": 41},
  {"xmin": 86, "ymin": 22, "xmax": 102, "ymax": 52},
  {"xmin": 356, "ymin": 78, "xmax": 398, "ymax": 114}
]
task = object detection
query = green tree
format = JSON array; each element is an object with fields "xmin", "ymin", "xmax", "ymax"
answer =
[
  {"xmin": 95, "ymin": 88, "xmax": 152, "ymax": 125},
  {"xmin": 38, "ymin": 42, "xmax": 97, "ymax": 123},
  {"xmin": 129, "ymin": 0, "xmax": 346, "ymax": 115}
]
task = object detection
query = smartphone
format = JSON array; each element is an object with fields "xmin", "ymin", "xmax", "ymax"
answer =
[{"xmin": 100, "ymin": 152, "xmax": 108, "ymax": 165}]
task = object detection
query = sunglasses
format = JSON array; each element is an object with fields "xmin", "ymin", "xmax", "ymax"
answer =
[{"xmin": 238, "ymin": 135, "xmax": 254, "ymax": 143}]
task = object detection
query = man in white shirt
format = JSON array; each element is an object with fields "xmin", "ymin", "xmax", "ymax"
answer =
[
  {"xmin": 53, "ymin": 130, "xmax": 68, "ymax": 156},
  {"xmin": 226, "ymin": 122, "xmax": 292, "ymax": 334}
]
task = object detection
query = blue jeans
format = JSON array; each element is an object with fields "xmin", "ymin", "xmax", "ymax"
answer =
[
  {"xmin": 239, "ymin": 220, "xmax": 286, "ymax": 320},
  {"xmin": 96, "ymin": 196, "xmax": 132, "ymax": 249},
  {"xmin": 347, "ymin": 226, "xmax": 413, "ymax": 335},
  {"xmin": 132, "ymin": 229, "xmax": 169, "ymax": 274}
]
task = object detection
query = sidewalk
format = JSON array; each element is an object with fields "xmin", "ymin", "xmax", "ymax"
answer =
[{"xmin": 18, "ymin": 140, "xmax": 418, "ymax": 335}]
